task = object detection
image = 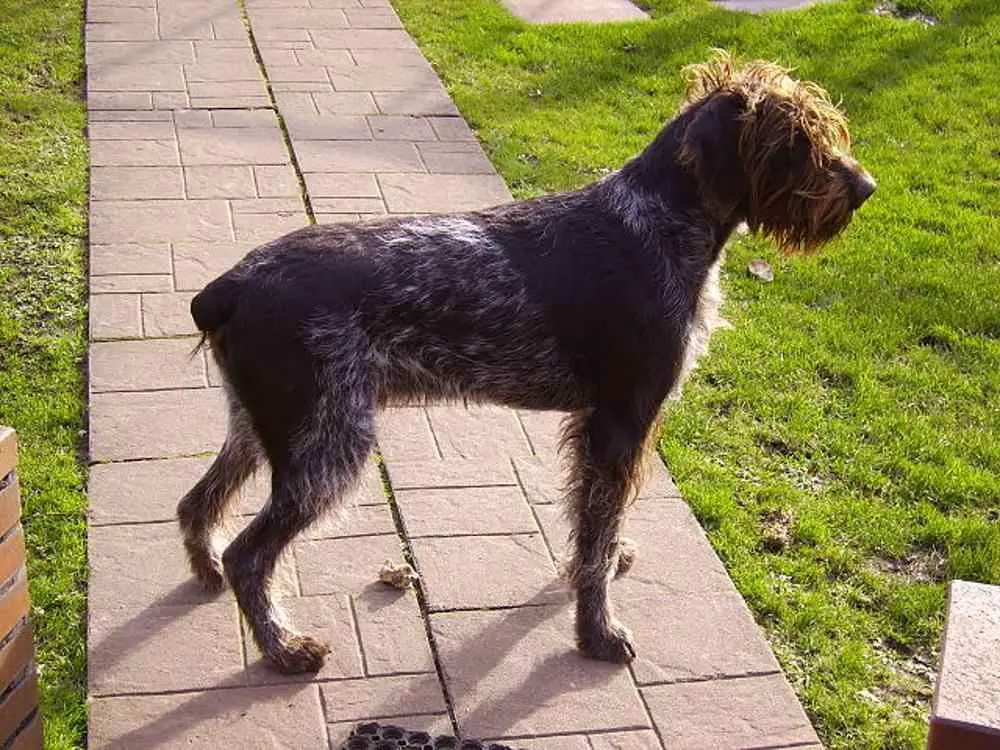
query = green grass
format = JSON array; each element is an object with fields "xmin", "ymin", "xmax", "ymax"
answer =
[
  {"xmin": 0, "ymin": 1, "xmax": 88, "ymax": 747},
  {"xmin": 390, "ymin": 0, "xmax": 999, "ymax": 747}
]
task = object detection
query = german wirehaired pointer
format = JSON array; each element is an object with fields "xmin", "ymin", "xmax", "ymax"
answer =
[{"xmin": 178, "ymin": 53, "xmax": 876, "ymax": 673}]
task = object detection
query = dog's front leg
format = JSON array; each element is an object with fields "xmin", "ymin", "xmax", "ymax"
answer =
[{"xmin": 563, "ymin": 405, "xmax": 654, "ymax": 663}]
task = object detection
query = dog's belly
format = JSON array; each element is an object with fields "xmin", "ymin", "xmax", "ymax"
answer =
[{"xmin": 374, "ymin": 332, "xmax": 593, "ymax": 413}]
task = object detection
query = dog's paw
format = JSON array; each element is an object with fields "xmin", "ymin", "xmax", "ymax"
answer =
[
  {"xmin": 185, "ymin": 543, "xmax": 227, "ymax": 593},
  {"xmin": 194, "ymin": 562, "xmax": 227, "ymax": 593},
  {"xmin": 270, "ymin": 635, "xmax": 331, "ymax": 674},
  {"xmin": 614, "ymin": 537, "xmax": 638, "ymax": 578},
  {"xmin": 578, "ymin": 621, "xmax": 637, "ymax": 664}
]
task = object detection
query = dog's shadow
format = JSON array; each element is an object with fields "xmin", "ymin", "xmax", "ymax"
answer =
[{"xmin": 346, "ymin": 581, "xmax": 624, "ymax": 740}]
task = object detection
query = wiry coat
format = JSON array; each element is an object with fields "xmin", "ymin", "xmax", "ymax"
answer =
[{"xmin": 178, "ymin": 53, "xmax": 875, "ymax": 674}]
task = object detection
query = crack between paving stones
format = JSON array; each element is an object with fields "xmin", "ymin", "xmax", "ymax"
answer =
[
  {"xmin": 88, "ymin": 451, "xmax": 218, "ymax": 466},
  {"xmin": 347, "ymin": 595, "xmax": 370, "ymax": 676},
  {"xmin": 636, "ymin": 669, "xmax": 784, "ymax": 688},
  {"xmin": 635, "ymin": 684, "xmax": 668, "ymax": 750},
  {"xmin": 481, "ymin": 725, "xmax": 654, "ymax": 744},
  {"xmin": 425, "ymin": 601, "xmax": 563, "ymax": 615},
  {"xmin": 92, "ymin": 673, "xmax": 448, "ymax": 702},
  {"xmin": 374, "ymin": 451, "xmax": 462, "ymax": 736},
  {"xmin": 235, "ymin": 0, "xmax": 316, "ymax": 224}
]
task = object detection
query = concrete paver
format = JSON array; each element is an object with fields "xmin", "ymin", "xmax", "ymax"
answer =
[
  {"xmin": 141, "ymin": 291, "xmax": 200, "ymax": 336},
  {"xmin": 89, "ymin": 685, "xmax": 327, "ymax": 750},
  {"xmin": 89, "ymin": 601, "xmax": 245, "ymax": 695},
  {"xmin": 501, "ymin": 0, "xmax": 648, "ymax": 24},
  {"xmin": 412, "ymin": 534, "xmax": 564, "ymax": 611},
  {"xmin": 930, "ymin": 580, "xmax": 1000, "ymax": 743},
  {"xmin": 641, "ymin": 674, "xmax": 820, "ymax": 748},
  {"xmin": 85, "ymin": 0, "xmax": 820, "ymax": 746},
  {"xmin": 295, "ymin": 535, "xmax": 407, "ymax": 596},
  {"xmin": 89, "ymin": 338, "xmax": 207, "ymax": 392},
  {"xmin": 386, "ymin": 457, "xmax": 518, "ymax": 490},
  {"xmin": 431, "ymin": 605, "xmax": 649, "ymax": 737},
  {"xmin": 90, "ymin": 273, "xmax": 172, "ymax": 293},
  {"xmin": 321, "ymin": 674, "xmax": 448, "ymax": 725},
  {"xmin": 352, "ymin": 587, "xmax": 436, "ymax": 676},
  {"xmin": 89, "ymin": 387, "xmax": 227, "ymax": 461},
  {"xmin": 89, "ymin": 294, "xmax": 142, "ymax": 340},
  {"xmin": 427, "ymin": 406, "xmax": 534, "ymax": 459},
  {"xmin": 88, "ymin": 456, "xmax": 269, "ymax": 525},
  {"xmin": 395, "ymin": 487, "xmax": 538, "ymax": 538}
]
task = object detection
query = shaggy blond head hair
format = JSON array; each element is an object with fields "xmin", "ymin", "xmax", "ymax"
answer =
[{"xmin": 679, "ymin": 50, "xmax": 859, "ymax": 252}]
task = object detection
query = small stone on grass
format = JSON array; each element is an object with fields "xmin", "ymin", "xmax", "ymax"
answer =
[{"xmin": 748, "ymin": 259, "xmax": 774, "ymax": 282}]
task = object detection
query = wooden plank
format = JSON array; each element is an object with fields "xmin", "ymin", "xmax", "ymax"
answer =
[
  {"xmin": 0, "ymin": 670, "xmax": 38, "ymax": 744},
  {"xmin": 8, "ymin": 710, "xmax": 42, "ymax": 750},
  {"xmin": 0, "ymin": 620, "xmax": 34, "ymax": 694},
  {"xmin": 0, "ymin": 477, "xmax": 20, "ymax": 539},
  {"xmin": 0, "ymin": 427, "xmax": 16, "ymax": 482},
  {"xmin": 0, "ymin": 525, "xmax": 26, "ymax": 589},
  {"xmin": 0, "ymin": 575, "xmax": 29, "ymax": 644}
]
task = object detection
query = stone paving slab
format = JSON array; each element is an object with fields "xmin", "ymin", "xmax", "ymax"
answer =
[
  {"xmin": 642, "ymin": 674, "xmax": 819, "ymax": 748},
  {"xmin": 84, "ymin": 0, "xmax": 821, "ymax": 746},
  {"xmin": 501, "ymin": 0, "xmax": 648, "ymax": 24},
  {"xmin": 432, "ymin": 605, "xmax": 649, "ymax": 737},
  {"xmin": 88, "ymin": 456, "xmax": 269, "ymax": 524},
  {"xmin": 89, "ymin": 685, "xmax": 327, "ymax": 750},
  {"xmin": 412, "ymin": 534, "xmax": 565, "ymax": 611}
]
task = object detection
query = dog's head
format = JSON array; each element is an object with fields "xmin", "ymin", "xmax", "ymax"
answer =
[{"xmin": 678, "ymin": 51, "xmax": 875, "ymax": 252}]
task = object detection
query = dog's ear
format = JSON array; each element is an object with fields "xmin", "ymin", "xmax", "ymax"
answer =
[{"xmin": 678, "ymin": 92, "xmax": 748, "ymax": 210}]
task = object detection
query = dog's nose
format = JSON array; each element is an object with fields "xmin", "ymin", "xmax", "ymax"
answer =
[{"xmin": 853, "ymin": 170, "xmax": 877, "ymax": 207}]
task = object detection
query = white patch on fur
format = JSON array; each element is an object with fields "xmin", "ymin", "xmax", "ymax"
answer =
[
  {"xmin": 671, "ymin": 252, "xmax": 729, "ymax": 399},
  {"xmin": 601, "ymin": 172, "xmax": 655, "ymax": 236},
  {"xmin": 383, "ymin": 217, "xmax": 492, "ymax": 248}
]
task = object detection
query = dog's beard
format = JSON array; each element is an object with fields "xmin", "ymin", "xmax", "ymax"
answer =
[{"xmin": 748, "ymin": 169, "xmax": 855, "ymax": 254}]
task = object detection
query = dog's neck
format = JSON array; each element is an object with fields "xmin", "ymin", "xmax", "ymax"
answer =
[{"xmin": 618, "ymin": 106, "xmax": 747, "ymax": 246}]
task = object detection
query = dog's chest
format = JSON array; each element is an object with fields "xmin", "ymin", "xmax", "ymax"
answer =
[{"xmin": 670, "ymin": 254, "xmax": 726, "ymax": 398}]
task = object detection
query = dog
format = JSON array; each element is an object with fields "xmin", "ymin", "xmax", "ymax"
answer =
[{"xmin": 177, "ymin": 51, "xmax": 875, "ymax": 674}]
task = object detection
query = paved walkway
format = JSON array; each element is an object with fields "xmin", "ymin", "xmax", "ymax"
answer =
[
  {"xmin": 85, "ymin": 1, "xmax": 821, "ymax": 747},
  {"xmin": 712, "ymin": 0, "xmax": 831, "ymax": 12}
]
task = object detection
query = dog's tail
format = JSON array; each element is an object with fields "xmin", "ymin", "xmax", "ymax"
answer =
[{"xmin": 190, "ymin": 274, "xmax": 242, "ymax": 354}]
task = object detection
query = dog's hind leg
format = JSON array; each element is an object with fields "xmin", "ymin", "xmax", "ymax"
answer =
[
  {"xmin": 178, "ymin": 390, "xmax": 263, "ymax": 591},
  {"xmin": 222, "ymin": 379, "xmax": 376, "ymax": 674},
  {"xmin": 563, "ymin": 403, "xmax": 655, "ymax": 664}
]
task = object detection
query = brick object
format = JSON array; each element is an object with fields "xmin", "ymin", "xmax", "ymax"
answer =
[{"xmin": 929, "ymin": 580, "xmax": 1000, "ymax": 749}]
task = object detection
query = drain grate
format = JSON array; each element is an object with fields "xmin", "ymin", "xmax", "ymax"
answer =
[{"xmin": 342, "ymin": 723, "xmax": 521, "ymax": 750}]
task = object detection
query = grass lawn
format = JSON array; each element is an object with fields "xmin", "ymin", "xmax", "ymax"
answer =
[
  {"xmin": 390, "ymin": 0, "xmax": 1000, "ymax": 747},
  {"xmin": 0, "ymin": 0, "xmax": 88, "ymax": 748}
]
